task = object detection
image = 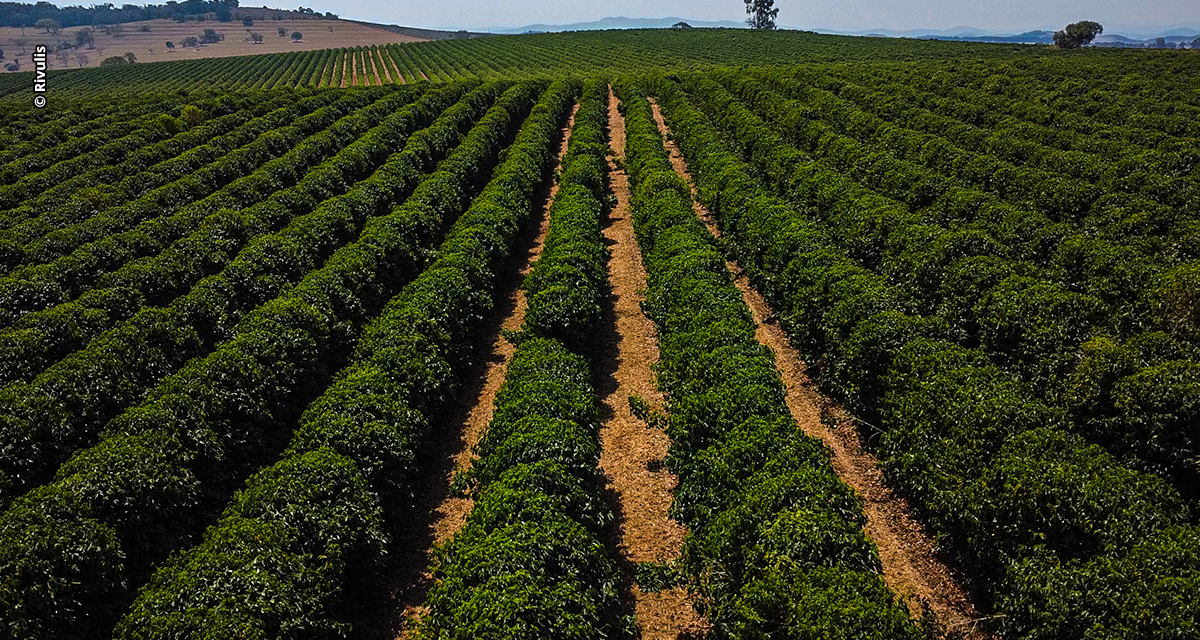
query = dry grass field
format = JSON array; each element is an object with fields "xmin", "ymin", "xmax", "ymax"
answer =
[{"xmin": 0, "ymin": 17, "xmax": 425, "ymax": 72}]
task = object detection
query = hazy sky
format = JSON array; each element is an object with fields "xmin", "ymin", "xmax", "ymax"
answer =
[{"xmin": 279, "ymin": 0, "xmax": 1200, "ymax": 32}]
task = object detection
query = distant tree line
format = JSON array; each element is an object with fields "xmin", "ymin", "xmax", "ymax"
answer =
[{"xmin": 0, "ymin": 1, "xmax": 336, "ymax": 29}]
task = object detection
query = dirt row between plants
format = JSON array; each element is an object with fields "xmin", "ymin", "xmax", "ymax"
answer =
[
  {"xmin": 647, "ymin": 98, "xmax": 994, "ymax": 639},
  {"xmin": 602, "ymin": 89, "xmax": 707, "ymax": 640},
  {"xmin": 382, "ymin": 102, "xmax": 579, "ymax": 640}
]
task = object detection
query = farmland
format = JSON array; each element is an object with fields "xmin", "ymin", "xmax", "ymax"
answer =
[{"xmin": 0, "ymin": 26, "xmax": 1198, "ymax": 640}]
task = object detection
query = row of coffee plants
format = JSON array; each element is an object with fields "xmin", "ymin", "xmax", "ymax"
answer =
[
  {"xmin": 0, "ymin": 28, "xmax": 1095, "ymax": 102},
  {"xmin": 0, "ymin": 91, "xmax": 293, "ymax": 214},
  {"xmin": 705, "ymin": 72, "xmax": 1200, "ymax": 496},
  {"xmin": 0, "ymin": 81, "xmax": 491, "ymax": 508},
  {"xmin": 113, "ymin": 79, "xmax": 575, "ymax": 640},
  {"xmin": 0, "ymin": 80, "xmax": 547, "ymax": 640},
  {"xmin": 750, "ymin": 68, "xmax": 1200, "ymax": 228},
  {"xmin": 0, "ymin": 92, "xmax": 301, "ymax": 236},
  {"xmin": 0, "ymin": 89, "xmax": 361, "ymax": 281},
  {"xmin": 616, "ymin": 79, "xmax": 925, "ymax": 638},
  {"xmin": 795, "ymin": 67, "xmax": 1200, "ymax": 211},
  {"xmin": 652, "ymin": 73, "xmax": 1200, "ymax": 639},
  {"xmin": 0, "ymin": 84, "xmax": 492, "ymax": 387},
  {"xmin": 0, "ymin": 101, "xmax": 164, "ymax": 162},
  {"xmin": 415, "ymin": 79, "xmax": 630, "ymax": 638},
  {"xmin": 0, "ymin": 91, "xmax": 320, "ymax": 246}
]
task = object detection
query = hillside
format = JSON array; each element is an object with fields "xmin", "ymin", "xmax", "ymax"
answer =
[{"xmin": 0, "ymin": 17, "xmax": 425, "ymax": 72}]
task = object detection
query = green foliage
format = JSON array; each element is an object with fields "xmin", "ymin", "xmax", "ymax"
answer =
[
  {"xmin": 619, "ymin": 78, "xmax": 920, "ymax": 637},
  {"xmin": 116, "ymin": 80, "xmax": 579, "ymax": 640}
]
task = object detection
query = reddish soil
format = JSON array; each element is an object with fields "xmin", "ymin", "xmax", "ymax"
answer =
[
  {"xmin": 601, "ymin": 89, "xmax": 707, "ymax": 640},
  {"xmin": 647, "ymin": 99, "xmax": 994, "ymax": 639},
  {"xmin": 386, "ymin": 104, "xmax": 579, "ymax": 640}
]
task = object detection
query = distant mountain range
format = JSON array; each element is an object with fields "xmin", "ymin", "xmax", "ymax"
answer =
[
  {"xmin": 488, "ymin": 16, "xmax": 1199, "ymax": 45},
  {"xmin": 493, "ymin": 16, "xmax": 745, "ymax": 34}
]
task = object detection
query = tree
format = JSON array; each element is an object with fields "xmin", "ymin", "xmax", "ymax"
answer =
[
  {"xmin": 242, "ymin": 16, "xmax": 254, "ymax": 26},
  {"xmin": 74, "ymin": 52, "xmax": 89, "ymax": 67},
  {"xmin": 75, "ymin": 27, "xmax": 95, "ymax": 48},
  {"xmin": 14, "ymin": 13, "xmax": 30, "ymax": 35},
  {"xmin": 182, "ymin": 35, "xmax": 199, "ymax": 48},
  {"xmin": 744, "ymin": 0, "xmax": 779, "ymax": 30},
  {"xmin": 324, "ymin": 11, "xmax": 337, "ymax": 19},
  {"xmin": 100, "ymin": 55, "xmax": 128, "ymax": 65},
  {"xmin": 123, "ymin": 51, "xmax": 136, "ymax": 63},
  {"xmin": 248, "ymin": 31, "xmax": 263, "ymax": 43},
  {"xmin": 0, "ymin": 48, "xmax": 4, "ymax": 61},
  {"xmin": 201, "ymin": 28, "xmax": 222, "ymax": 44},
  {"xmin": 35, "ymin": 18, "xmax": 61, "ymax": 35},
  {"xmin": 165, "ymin": 40, "xmax": 175, "ymax": 50},
  {"xmin": 291, "ymin": 30, "xmax": 303, "ymax": 41},
  {"xmin": 14, "ymin": 38, "xmax": 29, "ymax": 55},
  {"xmin": 215, "ymin": 4, "xmax": 233, "ymax": 22},
  {"xmin": 277, "ymin": 26, "xmax": 287, "ymax": 37},
  {"xmin": 1053, "ymin": 20, "xmax": 1103, "ymax": 49},
  {"xmin": 4, "ymin": 61, "xmax": 19, "ymax": 72}
]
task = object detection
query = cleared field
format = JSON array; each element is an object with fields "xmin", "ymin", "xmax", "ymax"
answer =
[{"xmin": 0, "ymin": 18, "xmax": 423, "ymax": 72}]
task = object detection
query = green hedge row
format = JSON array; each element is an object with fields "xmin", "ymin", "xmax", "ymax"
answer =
[
  {"xmin": 0, "ymin": 90, "xmax": 349, "ymax": 276},
  {"xmin": 0, "ymin": 84, "xmax": 485, "ymax": 387},
  {"xmin": 655, "ymin": 73, "xmax": 1200, "ymax": 639},
  {"xmin": 112, "ymin": 79, "xmax": 574, "ymax": 640},
  {"xmin": 0, "ymin": 86, "xmax": 436, "ymax": 386},
  {"xmin": 791, "ymin": 69, "xmax": 1200, "ymax": 218},
  {"xmin": 0, "ymin": 112, "xmax": 153, "ymax": 188},
  {"xmin": 617, "ymin": 78, "xmax": 923, "ymax": 639},
  {"xmin": 704, "ymin": 71, "xmax": 1200, "ymax": 494},
  {"xmin": 0, "ymin": 92, "xmax": 304, "ymax": 240},
  {"xmin": 517, "ymin": 79, "xmax": 610, "ymax": 353},
  {"xmin": 0, "ymin": 80, "xmax": 544, "ymax": 640},
  {"xmin": 416, "ymin": 78, "xmax": 632, "ymax": 640},
  {"xmin": 0, "ymin": 102, "xmax": 161, "ymax": 167},
  {"xmin": 0, "ymin": 81, "xmax": 496, "ymax": 509},
  {"xmin": 0, "ymin": 89, "xmax": 394, "ymax": 322}
]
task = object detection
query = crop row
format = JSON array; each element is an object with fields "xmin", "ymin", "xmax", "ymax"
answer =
[
  {"xmin": 615, "ymin": 79, "xmax": 924, "ymax": 638},
  {"xmin": 114, "ymin": 78, "xmax": 574, "ymax": 640},
  {"xmin": 650, "ymin": 72, "xmax": 1200, "ymax": 639},
  {"xmin": 0, "ymin": 81, "xmax": 487, "ymax": 509},
  {"xmin": 416, "ymin": 78, "xmax": 628, "ymax": 638},
  {"xmin": 0, "ymin": 88, "xmax": 376, "ymax": 320},
  {"xmin": 18, "ymin": 29, "xmax": 1192, "ymax": 102},
  {"xmin": 0, "ymin": 79, "xmax": 547, "ymax": 640},
  {"xmin": 701, "ymin": 71, "xmax": 1200, "ymax": 496},
  {"xmin": 0, "ymin": 85, "xmax": 474, "ymax": 388},
  {"xmin": 750, "ymin": 68, "xmax": 1200, "ymax": 223},
  {"xmin": 0, "ymin": 91, "xmax": 306, "ymax": 237}
]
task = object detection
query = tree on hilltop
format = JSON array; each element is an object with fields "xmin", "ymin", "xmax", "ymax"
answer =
[
  {"xmin": 1053, "ymin": 21, "xmax": 1103, "ymax": 49},
  {"xmin": 745, "ymin": 0, "xmax": 778, "ymax": 30}
]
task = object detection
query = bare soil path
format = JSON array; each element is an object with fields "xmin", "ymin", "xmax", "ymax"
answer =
[
  {"xmin": 647, "ymin": 99, "xmax": 994, "ymax": 639},
  {"xmin": 601, "ymin": 89, "xmax": 707, "ymax": 640},
  {"xmin": 380, "ymin": 103, "xmax": 578, "ymax": 640}
]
